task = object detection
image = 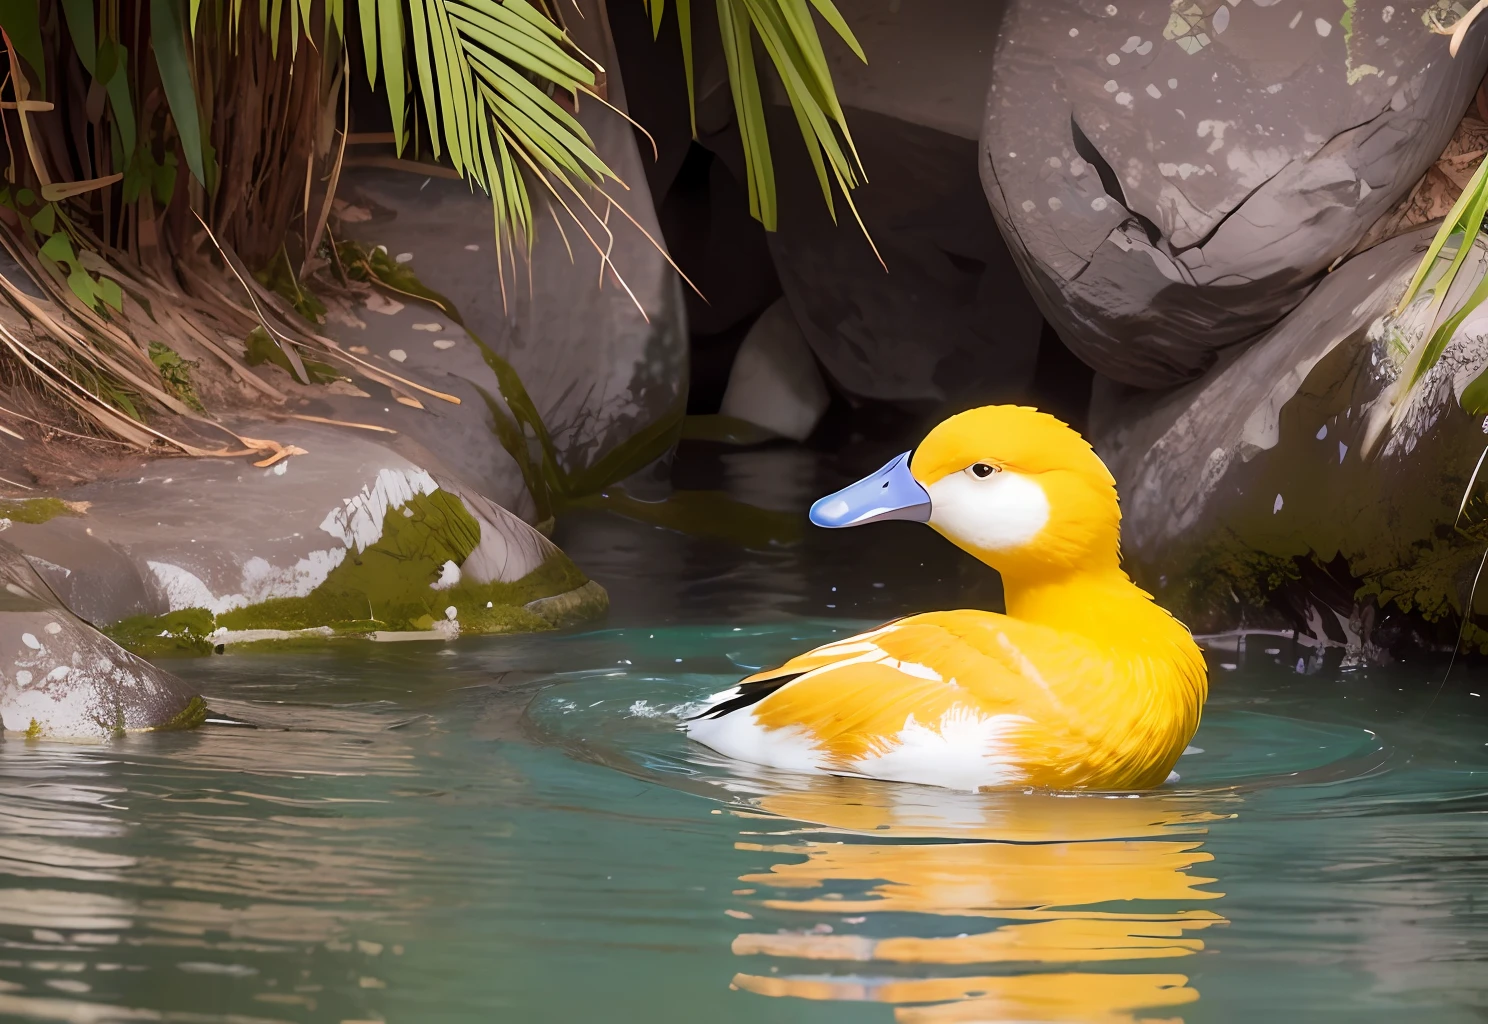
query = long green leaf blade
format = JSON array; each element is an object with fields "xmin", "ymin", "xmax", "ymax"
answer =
[
  {"xmin": 408, "ymin": 0, "xmax": 441, "ymax": 157},
  {"xmin": 60, "ymin": 0, "xmax": 97, "ymax": 74},
  {"xmin": 358, "ymin": 0, "xmax": 379, "ymax": 86},
  {"xmin": 0, "ymin": 0, "xmax": 47, "ymax": 97},
  {"xmin": 378, "ymin": 0, "xmax": 407, "ymax": 150},
  {"xmin": 151, "ymin": 0, "xmax": 208, "ymax": 185}
]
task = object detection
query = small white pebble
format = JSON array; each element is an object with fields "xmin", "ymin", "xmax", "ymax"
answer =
[
  {"xmin": 464, "ymin": 243, "xmax": 480, "ymax": 251},
  {"xmin": 1315, "ymin": 17, "xmax": 1331, "ymax": 35},
  {"xmin": 444, "ymin": 606, "xmax": 457, "ymax": 620},
  {"xmin": 1107, "ymin": 53, "xmax": 1121, "ymax": 65},
  {"xmin": 21, "ymin": 633, "xmax": 40, "ymax": 650},
  {"xmin": 1168, "ymin": 78, "xmax": 1178, "ymax": 89},
  {"xmin": 389, "ymin": 349, "xmax": 407, "ymax": 362},
  {"xmin": 1069, "ymin": 27, "xmax": 1079, "ymax": 36},
  {"xmin": 395, "ymin": 252, "xmax": 413, "ymax": 263},
  {"xmin": 433, "ymin": 339, "xmax": 456, "ymax": 350},
  {"xmin": 1146, "ymin": 84, "xmax": 1162, "ymax": 98},
  {"xmin": 1105, "ymin": 79, "xmax": 1119, "ymax": 93}
]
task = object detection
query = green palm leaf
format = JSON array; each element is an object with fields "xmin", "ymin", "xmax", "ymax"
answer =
[{"xmin": 649, "ymin": 0, "xmax": 869, "ymax": 238}]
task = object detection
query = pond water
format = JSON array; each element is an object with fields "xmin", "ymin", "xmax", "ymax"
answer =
[{"xmin": 0, "ymin": 442, "xmax": 1486, "ymax": 1023}]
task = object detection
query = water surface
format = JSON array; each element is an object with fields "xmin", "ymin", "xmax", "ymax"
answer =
[{"xmin": 0, "ymin": 444, "xmax": 1485, "ymax": 1023}]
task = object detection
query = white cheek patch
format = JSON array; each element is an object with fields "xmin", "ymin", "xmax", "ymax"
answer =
[{"xmin": 926, "ymin": 471, "xmax": 1050, "ymax": 551}]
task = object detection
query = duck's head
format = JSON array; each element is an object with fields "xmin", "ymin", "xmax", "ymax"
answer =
[{"xmin": 810, "ymin": 406, "xmax": 1121, "ymax": 578}]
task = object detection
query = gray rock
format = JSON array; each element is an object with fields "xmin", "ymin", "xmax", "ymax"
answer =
[
  {"xmin": 982, "ymin": 0, "xmax": 1488, "ymax": 386},
  {"xmin": 1091, "ymin": 225, "xmax": 1488, "ymax": 659},
  {"xmin": 768, "ymin": 107, "xmax": 1044, "ymax": 407},
  {"xmin": 0, "ymin": 539, "xmax": 202, "ymax": 738},
  {"xmin": 330, "ymin": 0, "xmax": 686, "ymax": 519},
  {"xmin": 0, "ymin": 420, "xmax": 603, "ymax": 649},
  {"xmin": 719, "ymin": 297, "xmax": 830, "ymax": 440}
]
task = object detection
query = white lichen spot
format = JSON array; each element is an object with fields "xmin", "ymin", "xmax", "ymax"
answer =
[
  {"xmin": 1047, "ymin": 196, "xmax": 1063, "ymax": 211},
  {"xmin": 1289, "ymin": 10, "xmax": 1302, "ymax": 27},
  {"xmin": 1213, "ymin": 6, "xmax": 1229, "ymax": 32},
  {"xmin": 1168, "ymin": 78, "xmax": 1178, "ymax": 89},
  {"xmin": 433, "ymin": 339, "xmax": 456, "ymax": 350},
  {"xmin": 1116, "ymin": 91, "xmax": 1134, "ymax": 107},
  {"xmin": 444, "ymin": 606, "xmax": 458, "ymax": 621},
  {"xmin": 15, "ymin": 670, "xmax": 31, "ymax": 687},
  {"xmin": 1047, "ymin": 156, "xmax": 1062, "ymax": 168},
  {"xmin": 1091, "ymin": 197, "xmax": 1109, "ymax": 211},
  {"xmin": 1021, "ymin": 199, "xmax": 1036, "ymax": 213},
  {"xmin": 1069, "ymin": 27, "xmax": 1079, "ymax": 36},
  {"xmin": 1104, "ymin": 79, "xmax": 1119, "ymax": 93},
  {"xmin": 1107, "ymin": 53, "xmax": 1121, "ymax": 65},
  {"xmin": 1382, "ymin": 5, "xmax": 1394, "ymax": 21},
  {"xmin": 389, "ymin": 349, "xmax": 407, "ymax": 362},
  {"xmin": 1070, "ymin": 157, "xmax": 1089, "ymax": 176},
  {"xmin": 1266, "ymin": 82, "xmax": 1283, "ymax": 93},
  {"xmin": 1105, "ymin": 3, "xmax": 1117, "ymax": 13},
  {"xmin": 1121, "ymin": 35, "xmax": 1142, "ymax": 52},
  {"xmin": 1315, "ymin": 17, "xmax": 1332, "ymax": 35},
  {"xmin": 1136, "ymin": 39, "xmax": 1153, "ymax": 54},
  {"xmin": 412, "ymin": 323, "xmax": 443, "ymax": 332},
  {"xmin": 1273, "ymin": 493, "xmax": 1284, "ymax": 514},
  {"xmin": 464, "ymin": 243, "xmax": 480, "ymax": 251},
  {"xmin": 1198, "ymin": 118, "xmax": 1229, "ymax": 154},
  {"xmin": 21, "ymin": 633, "xmax": 41, "ymax": 650},
  {"xmin": 1146, "ymin": 83, "xmax": 1163, "ymax": 98},
  {"xmin": 43, "ymin": 622, "xmax": 60, "ymax": 635}
]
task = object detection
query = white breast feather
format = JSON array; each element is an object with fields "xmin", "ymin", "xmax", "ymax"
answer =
[{"xmin": 849, "ymin": 708, "xmax": 1033, "ymax": 791}]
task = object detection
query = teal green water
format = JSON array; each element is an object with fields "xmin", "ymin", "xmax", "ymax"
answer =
[{"xmin": 1, "ymin": 472, "xmax": 1486, "ymax": 1022}]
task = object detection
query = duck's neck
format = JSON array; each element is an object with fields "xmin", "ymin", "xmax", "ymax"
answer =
[{"xmin": 999, "ymin": 561, "xmax": 1169, "ymax": 645}]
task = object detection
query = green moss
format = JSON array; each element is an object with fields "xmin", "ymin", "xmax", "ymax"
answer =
[
  {"xmin": 103, "ymin": 488, "xmax": 592, "ymax": 656},
  {"xmin": 103, "ymin": 608, "xmax": 216, "ymax": 657},
  {"xmin": 155, "ymin": 695, "xmax": 209, "ymax": 731},
  {"xmin": 24, "ymin": 718, "xmax": 40, "ymax": 739},
  {"xmin": 0, "ymin": 497, "xmax": 82, "ymax": 524},
  {"xmin": 148, "ymin": 341, "xmax": 205, "ymax": 412}
]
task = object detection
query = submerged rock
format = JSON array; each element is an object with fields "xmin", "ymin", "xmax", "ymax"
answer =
[
  {"xmin": 0, "ymin": 539, "xmax": 202, "ymax": 738},
  {"xmin": 0, "ymin": 420, "xmax": 605, "ymax": 654},
  {"xmin": 718, "ymin": 298, "xmax": 830, "ymax": 441},
  {"xmin": 982, "ymin": 0, "xmax": 1488, "ymax": 386},
  {"xmin": 1092, "ymin": 225, "xmax": 1488, "ymax": 661}
]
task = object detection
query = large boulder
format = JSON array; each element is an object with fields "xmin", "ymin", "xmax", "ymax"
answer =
[
  {"xmin": 0, "ymin": 539, "xmax": 203, "ymax": 739},
  {"xmin": 983, "ymin": 0, "xmax": 1488, "ymax": 387},
  {"xmin": 0, "ymin": 420, "xmax": 605, "ymax": 655},
  {"xmin": 609, "ymin": 0, "xmax": 1046, "ymax": 410},
  {"xmin": 331, "ymin": 0, "xmax": 687, "ymax": 521},
  {"xmin": 1091, "ymin": 225, "xmax": 1488, "ymax": 661}
]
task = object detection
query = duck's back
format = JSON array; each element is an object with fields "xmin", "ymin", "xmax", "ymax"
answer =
[{"xmin": 688, "ymin": 607, "xmax": 1206, "ymax": 791}]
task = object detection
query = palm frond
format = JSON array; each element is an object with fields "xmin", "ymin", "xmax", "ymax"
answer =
[{"xmin": 649, "ymin": 0, "xmax": 870, "ymax": 245}]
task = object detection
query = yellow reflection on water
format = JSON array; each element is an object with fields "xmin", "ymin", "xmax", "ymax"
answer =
[{"xmin": 725, "ymin": 777, "xmax": 1233, "ymax": 1024}]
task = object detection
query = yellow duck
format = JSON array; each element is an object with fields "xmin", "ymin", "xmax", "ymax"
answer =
[{"xmin": 688, "ymin": 405, "xmax": 1208, "ymax": 792}]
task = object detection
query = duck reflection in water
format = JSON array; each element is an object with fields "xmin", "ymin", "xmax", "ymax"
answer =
[{"xmin": 720, "ymin": 774, "xmax": 1233, "ymax": 1023}]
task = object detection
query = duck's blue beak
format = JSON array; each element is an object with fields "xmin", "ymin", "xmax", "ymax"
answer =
[{"xmin": 809, "ymin": 451, "xmax": 932, "ymax": 528}]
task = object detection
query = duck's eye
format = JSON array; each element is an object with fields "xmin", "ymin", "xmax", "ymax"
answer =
[{"xmin": 969, "ymin": 462, "xmax": 999, "ymax": 479}]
